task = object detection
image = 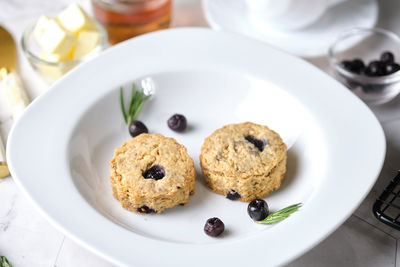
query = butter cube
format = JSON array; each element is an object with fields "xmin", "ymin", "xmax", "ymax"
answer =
[
  {"xmin": 40, "ymin": 50, "xmax": 73, "ymax": 63},
  {"xmin": 73, "ymin": 30, "xmax": 101, "ymax": 60},
  {"xmin": 36, "ymin": 19, "xmax": 75, "ymax": 55},
  {"xmin": 33, "ymin": 15, "xmax": 51, "ymax": 41},
  {"xmin": 57, "ymin": 3, "xmax": 96, "ymax": 34}
]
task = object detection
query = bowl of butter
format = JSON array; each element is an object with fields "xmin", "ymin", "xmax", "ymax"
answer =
[{"xmin": 21, "ymin": 3, "xmax": 107, "ymax": 84}]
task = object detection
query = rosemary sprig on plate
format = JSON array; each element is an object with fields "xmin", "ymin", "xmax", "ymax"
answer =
[
  {"xmin": 1, "ymin": 256, "xmax": 12, "ymax": 267},
  {"xmin": 120, "ymin": 84, "xmax": 151, "ymax": 125},
  {"xmin": 257, "ymin": 203, "xmax": 302, "ymax": 224}
]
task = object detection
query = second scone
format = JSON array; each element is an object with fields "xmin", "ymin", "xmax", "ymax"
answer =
[
  {"xmin": 200, "ymin": 122, "xmax": 287, "ymax": 202},
  {"xmin": 110, "ymin": 133, "xmax": 196, "ymax": 214}
]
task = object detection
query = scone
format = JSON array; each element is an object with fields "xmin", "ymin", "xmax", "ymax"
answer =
[
  {"xmin": 110, "ymin": 133, "xmax": 196, "ymax": 214},
  {"xmin": 200, "ymin": 122, "xmax": 286, "ymax": 202}
]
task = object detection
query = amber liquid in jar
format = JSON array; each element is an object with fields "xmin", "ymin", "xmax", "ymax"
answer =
[{"xmin": 92, "ymin": 0, "xmax": 172, "ymax": 44}]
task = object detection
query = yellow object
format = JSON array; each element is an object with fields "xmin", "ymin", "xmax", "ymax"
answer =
[
  {"xmin": 33, "ymin": 15, "xmax": 51, "ymax": 41},
  {"xmin": 33, "ymin": 3, "xmax": 101, "ymax": 64},
  {"xmin": 73, "ymin": 30, "xmax": 101, "ymax": 60},
  {"xmin": 35, "ymin": 18, "xmax": 75, "ymax": 55},
  {"xmin": 40, "ymin": 50, "xmax": 73, "ymax": 62},
  {"xmin": 57, "ymin": 3, "xmax": 96, "ymax": 34},
  {"xmin": 0, "ymin": 162, "xmax": 9, "ymax": 178},
  {"xmin": 0, "ymin": 26, "xmax": 30, "ymax": 121},
  {"xmin": 0, "ymin": 26, "xmax": 16, "ymax": 73},
  {"xmin": 37, "ymin": 51, "xmax": 73, "ymax": 80},
  {"xmin": 0, "ymin": 135, "xmax": 9, "ymax": 178},
  {"xmin": 0, "ymin": 69, "xmax": 30, "ymax": 120},
  {"xmin": 36, "ymin": 63, "xmax": 74, "ymax": 81},
  {"xmin": 0, "ymin": 26, "xmax": 30, "ymax": 178}
]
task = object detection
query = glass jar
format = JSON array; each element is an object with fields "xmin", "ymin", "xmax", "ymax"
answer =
[
  {"xmin": 21, "ymin": 20, "xmax": 108, "ymax": 84},
  {"xmin": 92, "ymin": 0, "xmax": 172, "ymax": 44}
]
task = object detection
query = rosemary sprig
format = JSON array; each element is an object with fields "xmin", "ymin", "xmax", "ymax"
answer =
[
  {"xmin": 257, "ymin": 203, "xmax": 302, "ymax": 224},
  {"xmin": 120, "ymin": 84, "xmax": 151, "ymax": 125},
  {"xmin": 120, "ymin": 87, "xmax": 128, "ymax": 123},
  {"xmin": 1, "ymin": 256, "xmax": 12, "ymax": 267}
]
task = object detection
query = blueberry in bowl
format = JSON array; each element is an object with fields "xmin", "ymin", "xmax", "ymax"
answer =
[
  {"xmin": 340, "ymin": 58, "xmax": 365, "ymax": 74},
  {"xmin": 329, "ymin": 28, "xmax": 400, "ymax": 105},
  {"xmin": 341, "ymin": 54, "xmax": 400, "ymax": 77}
]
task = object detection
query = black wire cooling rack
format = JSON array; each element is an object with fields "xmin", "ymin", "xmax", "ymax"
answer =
[{"xmin": 373, "ymin": 171, "xmax": 400, "ymax": 230}]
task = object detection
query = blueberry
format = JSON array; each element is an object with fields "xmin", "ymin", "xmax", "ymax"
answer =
[
  {"xmin": 137, "ymin": 205, "xmax": 156, "ymax": 214},
  {"xmin": 167, "ymin": 114, "xmax": 187, "ymax": 132},
  {"xmin": 143, "ymin": 165, "xmax": 165, "ymax": 180},
  {"xmin": 340, "ymin": 60, "xmax": 353, "ymax": 72},
  {"xmin": 247, "ymin": 199, "xmax": 269, "ymax": 221},
  {"xmin": 351, "ymin": 59, "xmax": 365, "ymax": 74},
  {"xmin": 245, "ymin": 135, "xmax": 267, "ymax": 152},
  {"xmin": 340, "ymin": 59, "xmax": 365, "ymax": 74},
  {"xmin": 129, "ymin": 120, "xmax": 148, "ymax": 137},
  {"xmin": 385, "ymin": 63, "xmax": 400, "ymax": 75},
  {"xmin": 393, "ymin": 64, "xmax": 400, "ymax": 73},
  {"xmin": 381, "ymin": 51, "xmax": 395, "ymax": 64},
  {"xmin": 364, "ymin": 68, "xmax": 375, "ymax": 77},
  {"xmin": 204, "ymin": 217, "xmax": 225, "ymax": 237},
  {"xmin": 226, "ymin": 190, "xmax": 241, "ymax": 200},
  {"xmin": 365, "ymin": 61, "xmax": 385, "ymax": 76}
]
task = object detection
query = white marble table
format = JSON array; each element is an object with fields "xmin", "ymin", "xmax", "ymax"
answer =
[{"xmin": 1, "ymin": 0, "xmax": 400, "ymax": 266}]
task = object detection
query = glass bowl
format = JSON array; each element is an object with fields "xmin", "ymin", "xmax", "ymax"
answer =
[
  {"xmin": 21, "ymin": 20, "xmax": 108, "ymax": 84},
  {"xmin": 328, "ymin": 28, "xmax": 400, "ymax": 105}
]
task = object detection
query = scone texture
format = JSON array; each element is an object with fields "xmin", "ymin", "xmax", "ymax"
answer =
[
  {"xmin": 200, "ymin": 122, "xmax": 287, "ymax": 202},
  {"xmin": 110, "ymin": 133, "xmax": 196, "ymax": 214}
]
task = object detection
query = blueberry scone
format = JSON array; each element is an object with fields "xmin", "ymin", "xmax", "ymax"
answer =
[
  {"xmin": 200, "ymin": 122, "xmax": 287, "ymax": 202},
  {"xmin": 110, "ymin": 133, "xmax": 196, "ymax": 214}
]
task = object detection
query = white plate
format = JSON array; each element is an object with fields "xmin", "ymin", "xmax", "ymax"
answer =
[
  {"xmin": 202, "ymin": 0, "xmax": 378, "ymax": 57},
  {"xmin": 7, "ymin": 28, "xmax": 385, "ymax": 266}
]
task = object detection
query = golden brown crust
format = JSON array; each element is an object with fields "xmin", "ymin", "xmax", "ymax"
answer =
[
  {"xmin": 110, "ymin": 133, "xmax": 196, "ymax": 214},
  {"xmin": 200, "ymin": 122, "xmax": 287, "ymax": 202}
]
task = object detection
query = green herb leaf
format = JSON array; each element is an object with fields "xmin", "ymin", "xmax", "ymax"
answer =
[
  {"xmin": 128, "ymin": 85, "xmax": 137, "ymax": 115},
  {"xmin": 132, "ymin": 94, "xmax": 151, "ymax": 121},
  {"xmin": 257, "ymin": 203, "xmax": 302, "ymax": 224},
  {"xmin": 120, "ymin": 84, "xmax": 152, "ymax": 125},
  {"xmin": 120, "ymin": 87, "xmax": 128, "ymax": 124},
  {"xmin": 1, "ymin": 256, "xmax": 12, "ymax": 267}
]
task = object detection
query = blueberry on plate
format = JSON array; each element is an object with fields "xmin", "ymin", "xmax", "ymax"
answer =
[
  {"xmin": 129, "ymin": 120, "xmax": 148, "ymax": 137},
  {"xmin": 248, "ymin": 199, "xmax": 269, "ymax": 221},
  {"xmin": 204, "ymin": 217, "xmax": 225, "ymax": 237},
  {"xmin": 167, "ymin": 114, "xmax": 187, "ymax": 132}
]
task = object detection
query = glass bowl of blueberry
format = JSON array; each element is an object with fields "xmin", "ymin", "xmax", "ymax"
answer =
[{"xmin": 328, "ymin": 28, "xmax": 400, "ymax": 105}]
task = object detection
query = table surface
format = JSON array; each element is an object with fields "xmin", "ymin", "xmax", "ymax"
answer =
[{"xmin": 1, "ymin": 0, "xmax": 400, "ymax": 266}]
